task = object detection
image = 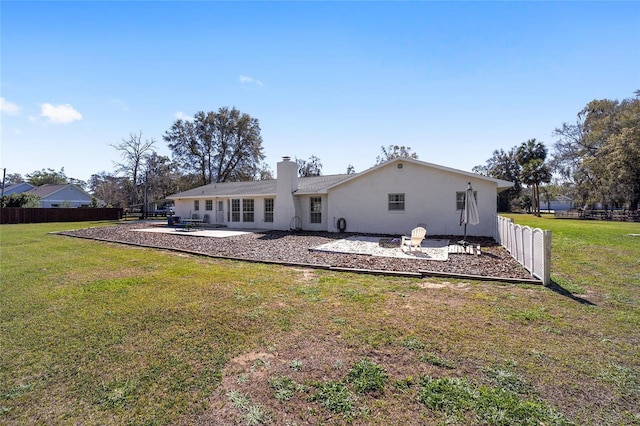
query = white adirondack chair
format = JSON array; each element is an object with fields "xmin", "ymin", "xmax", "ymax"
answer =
[{"xmin": 401, "ymin": 226, "xmax": 427, "ymax": 252}]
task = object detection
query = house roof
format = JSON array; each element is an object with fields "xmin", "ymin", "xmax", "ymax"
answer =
[
  {"xmin": 168, "ymin": 174, "xmax": 353, "ymax": 199},
  {"xmin": 168, "ymin": 158, "xmax": 514, "ymax": 200},
  {"xmin": 170, "ymin": 180, "xmax": 277, "ymax": 198},
  {"xmin": 296, "ymin": 174, "xmax": 354, "ymax": 194},
  {"xmin": 1, "ymin": 182, "xmax": 35, "ymax": 194},
  {"xmin": 26, "ymin": 184, "xmax": 91, "ymax": 199},
  {"xmin": 27, "ymin": 184, "xmax": 71, "ymax": 197}
]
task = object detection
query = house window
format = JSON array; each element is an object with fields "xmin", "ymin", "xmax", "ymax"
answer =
[
  {"xmin": 243, "ymin": 199, "xmax": 254, "ymax": 222},
  {"xmin": 264, "ymin": 198, "xmax": 274, "ymax": 222},
  {"xmin": 205, "ymin": 200, "xmax": 213, "ymax": 211},
  {"xmin": 194, "ymin": 200, "xmax": 200, "ymax": 211},
  {"xmin": 310, "ymin": 197, "xmax": 322, "ymax": 224},
  {"xmin": 456, "ymin": 191, "xmax": 478, "ymax": 210},
  {"xmin": 230, "ymin": 199, "xmax": 240, "ymax": 222},
  {"xmin": 388, "ymin": 193, "xmax": 405, "ymax": 211}
]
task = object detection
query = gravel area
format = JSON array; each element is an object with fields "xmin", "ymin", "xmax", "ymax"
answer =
[{"xmin": 58, "ymin": 222, "xmax": 535, "ymax": 281}]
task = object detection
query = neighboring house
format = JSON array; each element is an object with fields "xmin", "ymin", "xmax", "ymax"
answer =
[
  {"xmin": 26, "ymin": 184, "xmax": 94, "ymax": 208},
  {"xmin": 168, "ymin": 157, "xmax": 514, "ymax": 237},
  {"xmin": 1, "ymin": 182, "xmax": 35, "ymax": 196},
  {"xmin": 543, "ymin": 195, "xmax": 573, "ymax": 211}
]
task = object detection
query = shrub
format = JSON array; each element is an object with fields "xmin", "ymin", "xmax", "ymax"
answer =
[
  {"xmin": 346, "ymin": 358, "xmax": 388, "ymax": 394},
  {"xmin": 310, "ymin": 380, "xmax": 354, "ymax": 415},
  {"xmin": 418, "ymin": 376, "xmax": 572, "ymax": 425}
]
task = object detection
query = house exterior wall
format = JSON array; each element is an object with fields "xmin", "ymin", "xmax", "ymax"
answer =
[
  {"xmin": 168, "ymin": 158, "xmax": 509, "ymax": 236},
  {"xmin": 546, "ymin": 198, "xmax": 573, "ymax": 211},
  {"xmin": 40, "ymin": 186, "xmax": 93, "ymax": 208},
  {"xmin": 296, "ymin": 194, "xmax": 328, "ymax": 232},
  {"xmin": 326, "ymin": 161, "xmax": 498, "ymax": 236},
  {"xmin": 173, "ymin": 195, "xmax": 279, "ymax": 229}
]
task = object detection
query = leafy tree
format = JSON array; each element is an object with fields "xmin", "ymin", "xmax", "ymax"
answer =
[
  {"xmin": 24, "ymin": 168, "xmax": 85, "ymax": 188},
  {"xmin": 88, "ymin": 172, "xmax": 129, "ymax": 208},
  {"xmin": 375, "ymin": 145, "xmax": 418, "ymax": 165},
  {"xmin": 26, "ymin": 168, "xmax": 68, "ymax": 186},
  {"xmin": 2, "ymin": 193, "xmax": 41, "ymax": 208},
  {"xmin": 164, "ymin": 107, "xmax": 265, "ymax": 186},
  {"xmin": 596, "ymin": 99, "xmax": 640, "ymax": 210},
  {"xmin": 142, "ymin": 152, "xmax": 182, "ymax": 204},
  {"xmin": 346, "ymin": 164, "xmax": 356, "ymax": 174},
  {"xmin": 553, "ymin": 95, "xmax": 640, "ymax": 210},
  {"xmin": 473, "ymin": 147, "xmax": 522, "ymax": 212},
  {"xmin": 2, "ymin": 173, "xmax": 24, "ymax": 186},
  {"xmin": 519, "ymin": 194, "xmax": 532, "ymax": 213},
  {"xmin": 111, "ymin": 131, "xmax": 156, "ymax": 206},
  {"xmin": 296, "ymin": 155, "xmax": 323, "ymax": 177},
  {"xmin": 516, "ymin": 139, "xmax": 552, "ymax": 216},
  {"xmin": 540, "ymin": 182, "xmax": 560, "ymax": 211}
]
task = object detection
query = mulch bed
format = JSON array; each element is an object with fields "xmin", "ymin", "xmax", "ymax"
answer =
[{"xmin": 57, "ymin": 222, "xmax": 535, "ymax": 281}]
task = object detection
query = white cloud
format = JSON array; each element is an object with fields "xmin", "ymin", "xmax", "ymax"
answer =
[
  {"xmin": 0, "ymin": 97, "xmax": 22, "ymax": 115},
  {"xmin": 39, "ymin": 103, "xmax": 83, "ymax": 124},
  {"xmin": 239, "ymin": 74, "xmax": 264, "ymax": 86},
  {"xmin": 174, "ymin": 111, "xmax": 193, "ymax": 121}
]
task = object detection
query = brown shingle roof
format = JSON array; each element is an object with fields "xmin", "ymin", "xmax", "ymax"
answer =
[{"xmin": 26, "ymin": 184, "xmax": 71, "ymax": 197}]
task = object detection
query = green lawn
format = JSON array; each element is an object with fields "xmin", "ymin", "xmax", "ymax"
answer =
[{"xmin": 1, "ymin": 219, "xmax": 638, "ymax": 425}]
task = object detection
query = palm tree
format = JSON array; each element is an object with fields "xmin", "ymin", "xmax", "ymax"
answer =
[{"xmin": 516, "ymin": 139, "xmax": 552, "ymax": 216}]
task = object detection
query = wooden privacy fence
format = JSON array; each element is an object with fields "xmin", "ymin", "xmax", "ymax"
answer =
[
  {"xmin": 495, "ymin": 215, "xmax": 551, "ymax": 285},
  {"xmin": 0, "ymin": 208, "xmax": 123, "ymax": 224}
]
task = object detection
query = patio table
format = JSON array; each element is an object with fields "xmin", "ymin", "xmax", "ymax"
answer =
[
  {"xmin": 378, "ymin": 238, "xmax": 401, "ymax": 248},
  {"xmin": 176, "ymin": 218, "xmax": 204, "ymax": 230}
]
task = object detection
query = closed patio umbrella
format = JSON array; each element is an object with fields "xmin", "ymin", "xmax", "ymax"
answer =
[{"xmin": 459, "ymin": 182, "xmax": 479, "ymax": 246}]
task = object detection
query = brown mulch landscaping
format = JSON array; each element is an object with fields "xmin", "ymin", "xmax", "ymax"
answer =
[{"xmin": 58, "ymin": 222, "xmax": 534, "ymax": 281}]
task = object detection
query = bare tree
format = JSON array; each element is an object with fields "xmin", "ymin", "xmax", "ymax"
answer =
[{"xmin": 111, "ymin": 131, "xmax": 156, "ymax": 206}]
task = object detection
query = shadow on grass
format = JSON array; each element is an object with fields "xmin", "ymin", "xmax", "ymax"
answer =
[{"xmin": 547, "ymin": 279, "xmax": 597, "ymax": 306}]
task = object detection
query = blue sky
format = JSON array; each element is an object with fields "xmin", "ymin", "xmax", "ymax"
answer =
[{"xmin": 1, "ymin": 1, "xmax": 639, "ymax": 184}]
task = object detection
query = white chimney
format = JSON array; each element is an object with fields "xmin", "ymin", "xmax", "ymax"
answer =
[{"xmin": 274, "ymin": 156, "xmax": 299, "ymax": 230}]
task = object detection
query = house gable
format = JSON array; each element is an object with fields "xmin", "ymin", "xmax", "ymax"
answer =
[
  {"xmin": 27, "ymin": 184, "xmax": 94, "ymax": 208},
  {"xmin": 325, "ymin": 158, "xmax": 507, "ymax": 236},
  {"xmin": 325, "ymin": 157, "xmax": 513, "ymax": 192}
]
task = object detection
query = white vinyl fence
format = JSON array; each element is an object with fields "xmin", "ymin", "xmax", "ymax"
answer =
[{"xmin": 495, "ymin": 216, "xmax": 552, "ymax": 285}]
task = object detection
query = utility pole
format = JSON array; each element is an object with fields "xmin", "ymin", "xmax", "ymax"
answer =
[{"xmin": 143, "ymin": 171, "xmax": 148, "ymax": 220}]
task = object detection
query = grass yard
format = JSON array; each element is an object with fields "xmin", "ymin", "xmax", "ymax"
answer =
[{"xmin": 1, "ymin": 218, "xmax": 638, "ymax": 425}]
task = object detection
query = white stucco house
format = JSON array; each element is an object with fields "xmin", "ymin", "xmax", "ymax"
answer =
[
  {"xmin": 26, "ymin": 184, "xmax": 94, "ymax": 208},
  {"xmin": 168, "ymin": 157, "xmax": 514, "ymax": 237}
]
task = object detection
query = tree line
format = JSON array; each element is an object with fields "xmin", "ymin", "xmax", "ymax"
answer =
[
  {"xmin": 3, "ymin": 103, "xmax": 417, "ymax": 211},
  {"xmin": 474, "ymin": 92, "xmax": 639, "ymax": 214},
  {"xmin": 4, "ymin": 92, "xmax": 637, "ymax": 213}
]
